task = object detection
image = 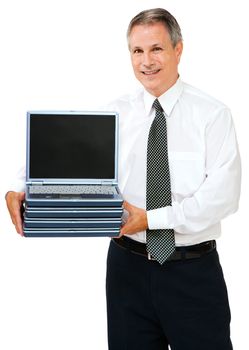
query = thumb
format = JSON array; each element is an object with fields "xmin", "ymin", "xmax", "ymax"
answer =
[
  {"xmin": 19, "ymin": 191, "xmax": 25, "ymax": 202},
  {"xmin": 123, "ymin": 201, "xmax": 133, "ymax": 213}
]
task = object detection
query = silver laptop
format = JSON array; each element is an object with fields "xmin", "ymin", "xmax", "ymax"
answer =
[
  {"xmin": 25, "ymin": 111, "xmax": 123, "ymax": 207},
  {"xmin": 24, "ymin": 206, "xmax": 123, "ymax": 218},
  {"xmin": 24, "ymin": 217, "xmax": 122, "ymax": 229},
  {"xmin": 23, "ymin": 228, "xmax": 120, "ymax": 237}
]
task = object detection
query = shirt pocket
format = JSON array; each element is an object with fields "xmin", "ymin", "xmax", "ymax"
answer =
[{"xmin": 169, "ymin": 151, "xmax": 205, "ymax": 197}]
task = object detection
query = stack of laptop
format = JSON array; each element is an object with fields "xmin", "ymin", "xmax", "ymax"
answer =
[{"xmin": 23, "ymin": 111, "xmax": 123, "ymax": 237}]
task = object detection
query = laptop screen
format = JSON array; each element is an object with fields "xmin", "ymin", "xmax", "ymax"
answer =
[{"xmin": 27, "ymin": 112, "xmax": 118, "ymax": 182}]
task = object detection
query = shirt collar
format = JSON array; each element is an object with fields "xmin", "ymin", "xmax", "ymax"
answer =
[{"xmin": 143, "ymin": 77, "xmax": 184, "ymax": 117}]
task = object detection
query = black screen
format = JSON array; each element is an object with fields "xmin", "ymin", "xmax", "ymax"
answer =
[{"xmin": 29, "ymin": 114, "xmax": 116, "ymax": 179}]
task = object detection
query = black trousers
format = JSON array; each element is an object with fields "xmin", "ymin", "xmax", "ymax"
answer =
[{"xmin": 106, "ymin": 239, "xmax": 233, "ymax": 350}]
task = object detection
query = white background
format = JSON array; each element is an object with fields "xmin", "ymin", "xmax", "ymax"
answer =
[{"xmin": 0, "ymin": 0, "xmax": 248, "ymax": 349}]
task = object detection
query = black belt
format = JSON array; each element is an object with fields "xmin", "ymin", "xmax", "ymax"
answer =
[{"xmin": 113, "ymin": 236, "xmax": 216, "ymax": 262}]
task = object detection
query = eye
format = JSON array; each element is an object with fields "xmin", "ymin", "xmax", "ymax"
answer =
[
  {"xmin": 133, "ymin": 48, "xmax": 143, "ymax": 54},
  {"xmin": 153, "ymin": 47, "xmax": 163, "ymax": 52}
]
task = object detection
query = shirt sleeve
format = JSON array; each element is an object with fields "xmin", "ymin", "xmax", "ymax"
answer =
[
  {"xmin": 5, "ymin": 165, "xmax": 26, "ymax": 195},
  {"xmin": 147, "ymin": 107, "xmax": 241, "ymax": 234}
]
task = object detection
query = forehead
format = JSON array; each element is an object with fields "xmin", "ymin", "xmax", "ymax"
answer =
[{"xmin": 128, "ymin": 22, "xmax": 171, "ymax": 47}]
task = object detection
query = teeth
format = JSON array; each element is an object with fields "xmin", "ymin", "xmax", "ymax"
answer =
[{"xmin": 143, "ymin": 70, "xmax": 159, "ymax": 75}]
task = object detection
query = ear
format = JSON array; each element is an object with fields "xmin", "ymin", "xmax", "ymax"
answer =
[{"xmin": 175, "ymin": 41, "xmax": 183, "ymax": 63}]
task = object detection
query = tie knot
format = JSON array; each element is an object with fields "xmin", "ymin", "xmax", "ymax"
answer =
[{"xmin": 152, "ymin": 99, "xmax": 163, "ymax": 113}]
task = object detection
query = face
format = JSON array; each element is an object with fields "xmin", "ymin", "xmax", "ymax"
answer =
[{"xmin": 128, "ymin": 22, "xmax": 183, "ymax": 97}]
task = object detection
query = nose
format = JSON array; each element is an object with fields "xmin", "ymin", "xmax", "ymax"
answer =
[{"xmin": 142, "ymin": 52, "xmax": 154, "ymax": 67}]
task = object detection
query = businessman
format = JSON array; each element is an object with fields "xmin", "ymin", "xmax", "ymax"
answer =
[{"xmin": 6, "ymin": 8, "xmax": 241, "ymax": 350}]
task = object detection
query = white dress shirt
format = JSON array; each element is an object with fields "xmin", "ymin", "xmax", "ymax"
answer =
[
  {"xmin": 10, "ymin": 78, "xmax": 241, "ymax": 246},
  {"xmin": 107, "ymin": 78, "xmax": 241, "ymax": 246}
]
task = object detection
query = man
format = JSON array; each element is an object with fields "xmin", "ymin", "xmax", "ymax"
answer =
[
  {"xmin": 6, "ymin": 8, "xmax": 241, "ymax": 350},
  {"xmin": 106, "ymin": 8, "xmax": 240, "ymax": 350}
]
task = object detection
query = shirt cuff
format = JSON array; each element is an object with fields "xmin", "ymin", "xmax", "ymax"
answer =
[
  {"xmin": 147, "ymin": 202, "xmax": 186, "ymax": 230},
  {"xmin": 147, "ymin": 206, "xmax": 173, "ymax": 230}
]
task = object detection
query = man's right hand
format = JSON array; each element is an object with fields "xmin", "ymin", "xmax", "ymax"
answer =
[{"xmin": 5, "ymin": 191, "xmax": 25, "ymax": 235}]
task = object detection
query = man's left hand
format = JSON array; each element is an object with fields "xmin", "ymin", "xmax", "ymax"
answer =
[{"xmin": 120, "ymin": 201, "xmax": 148, "ymax": 236}]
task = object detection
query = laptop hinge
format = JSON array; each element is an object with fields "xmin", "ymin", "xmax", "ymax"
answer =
[
  {"xmin": 30, "ymin": 181, "xmax": 44, "ymax": 186},
  {"xmin": 101, "ymin": 181, "xmax": 114, "ymax": 186}
]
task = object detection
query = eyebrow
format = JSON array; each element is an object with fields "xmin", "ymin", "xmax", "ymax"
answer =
[
  {"xmin": 151, "ymin": 43, "xmax": 162, "ymax": 47},
  {"xmin": 130, "ymin": 43, "xmax": 163, "ymax": 50},
  {"xmin": 130, "ymin": 46, "xmax": 142, "ymax": 51}
]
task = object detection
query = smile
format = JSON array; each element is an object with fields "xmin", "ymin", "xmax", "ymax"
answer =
[{"xmin": 142, "ymin": 69, "xmax": 161, "ymax": 75}]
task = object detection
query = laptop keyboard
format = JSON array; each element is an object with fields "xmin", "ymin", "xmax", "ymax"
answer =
[{"xmin": 29, "ymin": 185, "xmax": 117, "ymax": 195}]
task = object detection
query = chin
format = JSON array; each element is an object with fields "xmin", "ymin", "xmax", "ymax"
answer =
[{"xmin": 143, "ymin": 82, "xmax": 159, "ymax": 96}]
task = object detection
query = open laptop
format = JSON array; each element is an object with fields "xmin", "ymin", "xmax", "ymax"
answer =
[{"xmin": 25, "ymin": 111, "xmax": 123, "ymax": 207}]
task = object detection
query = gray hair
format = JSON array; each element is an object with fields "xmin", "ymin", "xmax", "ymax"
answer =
[{"xmin": 127, "ymin": 8, "xmax": 183, "ymax": 47}]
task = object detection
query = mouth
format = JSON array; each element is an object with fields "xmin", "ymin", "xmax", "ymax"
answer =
[{"xmin": 142, "ymin": 69, "xmax": 161, "ymax": 75}]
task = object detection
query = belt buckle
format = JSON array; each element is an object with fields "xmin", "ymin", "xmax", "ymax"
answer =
[{"xmin": 148, "ymin": 252, "xmax": 156, "ymax": 261}]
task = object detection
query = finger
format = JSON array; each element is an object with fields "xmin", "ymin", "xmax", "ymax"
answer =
[
  {"xmin": 118, "ymin": 220, "xmax": 129, "ymax": 237},
  {"xmin": 15, "ymin": 223, "xmax": 24, "ymax": 235},
  {"xmin": 13, "ymin": 210, "xmax": 24, "ymax": 235},
  {"xmin": 10, "ymin": 208, "xmax": 19, "ymax": 227},
  {"xmin": 123, "ymin": 201, "xmax": 133, "ymax": 212},
  {"xmin": 120, "ymin": 224, "xmax": 127, "ymax": 236},
  {"xmin": 19, "ymin": 191, "xmax": 25, "ymax": 201},
  {"xmin": 120, "ymin": 221, "xmax": 133, "ymax": 236},
  {"xmin": 16, "ymin": 223, "xmax": 24, "ymax": 236}
]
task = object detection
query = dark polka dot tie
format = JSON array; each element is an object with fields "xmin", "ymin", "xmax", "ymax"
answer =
[{"xmin": 146, "ymin": 99, "xmax": 175, "ymax": 264}]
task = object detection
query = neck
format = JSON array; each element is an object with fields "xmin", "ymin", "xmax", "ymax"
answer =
[{"xmin": 148, "ymin": 74, "xmax": 180, "ymax": 97}]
